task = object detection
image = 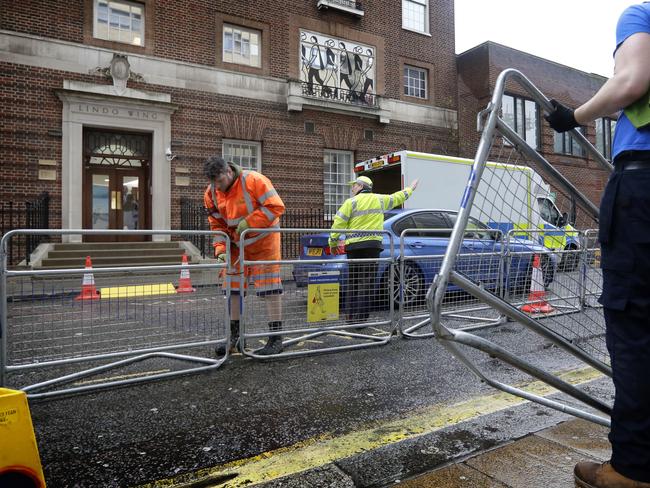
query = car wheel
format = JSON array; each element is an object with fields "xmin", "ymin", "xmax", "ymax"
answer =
[{"xmin": 381, "ymin": 262, "xmax": 424, "ymax": 309}]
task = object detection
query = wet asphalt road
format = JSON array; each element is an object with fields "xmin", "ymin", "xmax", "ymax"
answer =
[
  {"xmin": 3, "ymin": 268, "xmax": 610, "ymax": 487},
  {"xmin": 12, "ymin": 311, "xmax": 607, "ymax": 488}
]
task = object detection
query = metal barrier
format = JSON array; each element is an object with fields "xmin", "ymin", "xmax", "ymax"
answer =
[
  {"xmin": 428, "ymin": 68, "xmax": 613, "ymax": 426},
  {"xmin": 238, "ymin": 228, "xmax": 396, "ymax": 358},
  {"xmin": 0, "ymin": 229, "xmax": 230, "ymax": 399},
  {"xmin": 503, "ymin": 228, "xmax": 584, "ymax": 316},
  {"xmin": 399, "ymin": 228, "xmax": 505, "ymax": 338},
  {"xmin": 582, "ymin": 229, "xmax": 603, "ymax": 310}
]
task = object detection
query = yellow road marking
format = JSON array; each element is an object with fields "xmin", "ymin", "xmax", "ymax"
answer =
[
  {"xmin": 100, "ymin": 283, "xmax": 177, "ymax": 299},
  {"xmin": 72, "ymin": 369, "xmax": 171, "ymax": 386},
  {"xmin": 139, "ymin": 366, "xmax": 605, "ymax": 488}
]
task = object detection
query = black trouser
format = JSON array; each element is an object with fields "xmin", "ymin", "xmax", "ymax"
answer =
[
  {"xmin": 598, "ymin": 153, "xmax": 650, "ymax": 482},
  {"xmin": 346, "ymin": 247, "xmax": 381, "ymax": 319}
]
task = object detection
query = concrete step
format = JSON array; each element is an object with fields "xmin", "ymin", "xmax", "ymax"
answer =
[
  {"xmin": 40, "ymin": 254, "xmax": 190, "ymax": 268},
  {"xmin": 47, "ymin": 248, "xmax": 186, "ymax": 259},
  {"xmin": 54, "ymin": 242, "xmax": 182, "ymax": 251}
]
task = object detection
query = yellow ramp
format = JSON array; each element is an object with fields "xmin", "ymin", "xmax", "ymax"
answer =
[{"xmin": 100, "ymin": 283, "xmax": 177, "ymax": 299}]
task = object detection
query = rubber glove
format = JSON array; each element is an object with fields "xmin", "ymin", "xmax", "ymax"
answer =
[
  {"xmin": 216, "ymin": 253, "xmax": 227, "ymax": 263},
  {"xmin": 236, "ymin": 219, "xmax": 250, "ymax": 235},
  {"xmin": 544, "ymin": 99, "xmax": 578, "ymax": 133}
]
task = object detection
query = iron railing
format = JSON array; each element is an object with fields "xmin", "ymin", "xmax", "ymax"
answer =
[
  {"xmin": 180, "ymin": 197, "xmax": 209, "ymax": 257},
  {"xmin": 0, "ymin": 192, "xmax": 50, "ymax": 266},
  {"xmin": 179, "ymin": 199, "xmax": 330, "ymax": 259},
  {"xmin": 318, "ymin": 0, "xmax": 363, "ymax": 11},
  {"xmin": 301, "ymin": 82, "xmax": 377, "ymax": 107}
]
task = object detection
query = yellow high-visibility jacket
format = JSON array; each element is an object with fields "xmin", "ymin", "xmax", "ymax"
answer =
[{"xmin": 329, "ymin": 187, "xmax": 414, "ymax": 250}]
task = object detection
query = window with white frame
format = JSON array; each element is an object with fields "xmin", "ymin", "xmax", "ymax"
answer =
[
  {"xmin": 595, "ymin": 117, "xmax": 616, "ymax": 161},
  {"xmin": 402, "ymin": 0, "xmax": 428, "ymax": 33},
  {"xmin": 501, "ymin": 94, "xmax": 539, "ymax": 149},
  {"xmin": 554, "ymin": 127, "xmax": 586, "ymax": 157},
  {"xmin": 94, "ymin": 0, "xmax": 144, "ymax": 46},
  {"xmin": 324, "ymin": 150, "xmax": 353, "ymax": 218},
  {"xmin": 404, "ymin": 65, "xmax": 427, "ymax": 99},
  {"xmin": 222, "ymin": 140, "xmax": 261, "ymax": 171},
  {"xmin": 223, "ymin": 24, "xmax": 261, "ymax": 67}
]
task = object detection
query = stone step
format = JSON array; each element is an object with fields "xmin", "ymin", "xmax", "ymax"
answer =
[
  {"xmin": 54, "ymin": 241, "xmax": 182, "ymax": 251},
  {"xmin": 40, "ymin": 254, "xmax": 191, "ymax": 268},
  {"xmin": 47, "ymin": 248, "xmax": 186, "ymax": 259}
]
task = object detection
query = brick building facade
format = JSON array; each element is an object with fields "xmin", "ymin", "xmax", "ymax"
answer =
[
  {"xmin": 1, "ymin": 1, "xmax": 611, "ymax": 242},
  {"xmin": 457, "ymin": 41, "xmax": 613, "ymax": 206}
]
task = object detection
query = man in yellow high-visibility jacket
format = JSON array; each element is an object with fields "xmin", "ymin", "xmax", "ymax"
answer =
[{"xmin": 329, "ymin": 175, "xmax": 418, "ymax": 321}]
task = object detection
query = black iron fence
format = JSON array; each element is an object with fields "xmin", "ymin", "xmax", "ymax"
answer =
[
  {"xmin": 180, "ymin": 199, "xmax": 330, "ymax": 259},
  {"xmin": 1, "ymin": 192, "xmax": 50, "ymax": 266},
  {"xmin": 282, "ymin": 208, "xmax": 331, "ymax": 259}
]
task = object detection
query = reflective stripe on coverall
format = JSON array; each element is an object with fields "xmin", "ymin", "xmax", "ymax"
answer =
[{"xmin": 203, "ymin": 164, "xmax": 285, "ymax": 294}]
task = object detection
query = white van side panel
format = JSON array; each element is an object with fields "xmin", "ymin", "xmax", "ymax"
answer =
[{"xmin": 403, "ymin": 154, "xmax": 472, "ymax": 210}]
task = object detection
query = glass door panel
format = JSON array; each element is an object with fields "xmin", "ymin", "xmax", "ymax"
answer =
[
  {"xmin": 121, "ymin": 175, "xmax": 140, "ymax": 230},
  {"xmin": 91, "ymin": 174, "xmax": 111, "ymax": 230}
]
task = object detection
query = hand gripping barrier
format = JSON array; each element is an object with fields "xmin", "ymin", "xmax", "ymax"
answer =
[
  {"xmin": 237, "ymin": 228, "xmax": 397, "ymax": 359},
  {"xmin": 427, "ymin": 68, "xmax": 614, "ymax": 426},
  {"xmin": 0, "ymin": 229, "xmax": 230, "ymax": 399}
]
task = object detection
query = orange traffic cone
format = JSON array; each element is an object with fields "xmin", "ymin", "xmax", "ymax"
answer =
[
  {"xmin": 176, "ymin": 254, "xmax": 195, "ymax": 293},
  {"xmin": 521, "ymin": 254, "xmax": 554, "ymax": 314},
  {"xmin": 75, "ymin": 255, "xmax": 100, "ymax": 300}
]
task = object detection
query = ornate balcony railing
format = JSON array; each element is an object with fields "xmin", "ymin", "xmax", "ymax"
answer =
[
  {"xmin": 316, "ymin": 0, "xmax": 364, "ymax": 17},
  {"xmin": 300, "ymin": 82, "xmax": 377, "ymax": 108}
]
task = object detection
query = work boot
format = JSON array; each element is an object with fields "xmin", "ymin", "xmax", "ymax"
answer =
[
  {"xmin": 574, "ymin": 461, "xmax": 650, "ymax": 488},
  {"xmin": 256, "ymin": 321, "xmax": 283, "ymax": 356},
  {"xmin": 215, "ymin": 320, "xmax": 240, "ymax": 357}
]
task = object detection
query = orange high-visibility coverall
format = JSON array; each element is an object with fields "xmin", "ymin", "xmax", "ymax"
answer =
[{"xmin": 203, "ymin": 164, "xmax": 285, "ymax": 295}]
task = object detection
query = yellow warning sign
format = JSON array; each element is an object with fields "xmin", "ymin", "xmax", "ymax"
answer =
[
  {"xmin": 307, "ymin": 271, "xmax": 340, "ymax": 322},
  {"xmin": 100, "ymin": 283, "xmax": 177, "ymax": 299},
  {"xmin": 0, "ymin": 388, "xmax": 46, "ymax": 487},
  {"xmin": 0, "ymin": 406, "xmax": 18, "ymax": 426}
]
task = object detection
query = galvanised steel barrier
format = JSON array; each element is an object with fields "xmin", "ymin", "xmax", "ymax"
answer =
[
  {"xmin": 503, "ymin": 229, "xmax": 583, "ymax": 316},
  {"xmin": 0, "ymin": 229, "xmax": 230, "ymax": 399},
  {"xmin": 238, "ymin": 228, "xmax": 396, "ymax": 359},
  {"xmin": 582, "ymin": 229, "xmax": 603, "ymax": 311},
  {"xmin": 399, "ymin": 228, "xmax": 506, "ymax": 338},
  {"xmin": 428, "ymin": 68, "xmax": 612, "ymax": 427}
]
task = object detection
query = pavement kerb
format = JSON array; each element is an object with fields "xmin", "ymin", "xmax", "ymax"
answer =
[{"xmin": 135, "ymin": 365, "xmax": 606, "ymax": 488}]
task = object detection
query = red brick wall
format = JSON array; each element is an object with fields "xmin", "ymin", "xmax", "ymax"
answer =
[
  {"xmin": 1, "ymin": 0, "xmax": 458, "ymax": 107},
  {"xmin": 457, "ymin": 42, "xmax": 611, "ymax": 208},
  {"xmin": 1, "ymin": 0, "xmax": 459, "ymax": 231}
]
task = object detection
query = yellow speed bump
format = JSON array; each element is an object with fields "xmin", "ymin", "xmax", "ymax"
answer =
[
  {"xmin": 0, "ymin": 388, "xmax": 46, "ymax": 487},
  {"xmin": 100, "ymin": 283, "xmax": 177, "ymax": 299}
]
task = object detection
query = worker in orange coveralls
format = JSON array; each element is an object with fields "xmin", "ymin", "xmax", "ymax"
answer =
[{"xmin": 203, "ymin": 156, "xmax": 285, "ymax": 356}]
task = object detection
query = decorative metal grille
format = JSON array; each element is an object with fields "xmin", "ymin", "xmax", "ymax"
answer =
[{"xmin": 84, "ymin": 130, "xmax": 150, "ymax": 168}]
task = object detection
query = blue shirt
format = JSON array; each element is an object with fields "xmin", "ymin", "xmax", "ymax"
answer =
[{"xmin": 612, "ymin": 3, "xmax": 650, "ymax": 159}]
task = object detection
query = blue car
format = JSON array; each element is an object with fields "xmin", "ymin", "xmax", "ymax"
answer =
[{"xmin": 293, "ymin": 209, "xmax": 557, "ymax": 308}]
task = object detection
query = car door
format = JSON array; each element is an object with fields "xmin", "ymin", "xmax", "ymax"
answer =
[
  {"xmin": 445, "ymin": 212, "xmax": 503, "ymax": 290},
  {"xmin": 405, "ymin": 212, "xmax": 452, "ymax": 285}
]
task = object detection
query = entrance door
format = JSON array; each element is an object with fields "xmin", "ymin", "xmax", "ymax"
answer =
[{"xmin": 83, "ymin": 129, "xmax": 151, "ymax": 242}]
